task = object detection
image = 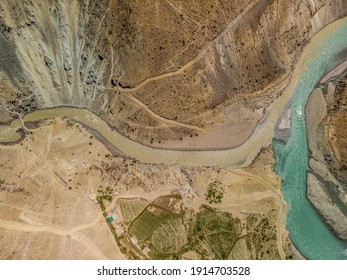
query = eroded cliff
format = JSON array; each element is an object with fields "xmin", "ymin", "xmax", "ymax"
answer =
[
  {"xmin": 0, "ymin": 0, "xmax": 346, "ymax": 149},
  {"xmin": 306, "ymin": 73, "xmax": 347, "ymax": 241}
]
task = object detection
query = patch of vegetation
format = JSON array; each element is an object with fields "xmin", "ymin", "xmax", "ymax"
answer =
[
  {"xmin": 245, "ymin": 217, "xmax": 280, "ymax": 260},
  {"xmin": 129, "ymin": 206, "xmax": 177, "ymax": 242},
  {"xmin": 97, "ymin": 186, "xmax": 113, "ymax": 196},
  {"xmin": 206, "ymin": 232, "xmax": 236, "ymax": 259},
  {"xmin": 205, "ymin": 180, "xmax": 224, "ymax": 203},
  {"xmin": 192, "ymin": 206, "xmax": 238, "ymax": 259},
  {"xmin": 96, "ymin": 195, "xmax": 112, "ymax": 211},
  {"xmin": 119, "ymin": 198, "xmax": 149, "ymax": 221},
  {"xmin": 151, "ymin": 218, "xmax": 188, "ymax": 254}
]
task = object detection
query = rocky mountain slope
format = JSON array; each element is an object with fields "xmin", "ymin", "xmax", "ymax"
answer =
[
  {"xmin": 306, "ymin": 75, "xmax": 347, "ymax": 241},
  {"xmin": 0, "ymin": 0, "xmax": 346, "ymax": 148}
]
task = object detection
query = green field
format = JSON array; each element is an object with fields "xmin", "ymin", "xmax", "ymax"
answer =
[
  {"xmin": 194, "ymin": 206, "xmax": 238, "ymax": 259},
  {"xmin": 118, "ymin": 198, "xmax": 149, "ymax": 221},
  {"xmin": 151, "ymin": 218, "xmax": 187, "ymax": 253},
  {"xmin": 206, "ymin": 232, "xmax": 236, "ymax": 259},
  {"xmin": 129, "ymin": 206, "xmax": 177, "ymax": 242}
]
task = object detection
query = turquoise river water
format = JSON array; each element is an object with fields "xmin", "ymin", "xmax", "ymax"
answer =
[{"xmin": 273, "ymin": 20, "xmax": 347, "ymax": 259}]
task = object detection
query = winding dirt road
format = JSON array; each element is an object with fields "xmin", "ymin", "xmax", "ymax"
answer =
[
  {"xmin": 115, "ymin": 0, "xmax": 260, "ymax": 93},
  {"xmin": 0, "ymin": 216, "xmax": 108, "ymax": 259}
]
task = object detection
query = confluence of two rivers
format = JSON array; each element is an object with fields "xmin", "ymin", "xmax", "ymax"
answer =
[{"xmin": 1, "ymin": 17, "xmax": 347, "ymax": 260}]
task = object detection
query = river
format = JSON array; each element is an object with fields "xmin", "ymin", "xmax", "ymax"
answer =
[
  {"xmin": 1, "ymin": 17, "xmax": 347, "ymax": 259},
  {"xmin": 273, "ymin": 18, "xmax": 347, "ymax": 259}
]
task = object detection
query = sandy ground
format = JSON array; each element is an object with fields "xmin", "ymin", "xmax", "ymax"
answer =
[
  {"xmin": 154, "ymin": 111, "xmax": 263, "ymax": 150},
  {"xmin": 278, "ymin": 108, "xmax": 291, "ymax": 130},
  {"xmin": 321, "ymin": 60, "xmax": 347, "ymax": 83},
  {"xmin": 0, "ymin": 119, "xmax": 124, "ymax": 259},
  {"xmin": 305, "ymin": 88, "xmax": 327, "ymax": 160}
]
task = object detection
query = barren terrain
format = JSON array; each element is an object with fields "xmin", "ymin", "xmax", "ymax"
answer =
[{"xmin": 0, "ymin": 119, "xmax": 297, "ymax": 259}]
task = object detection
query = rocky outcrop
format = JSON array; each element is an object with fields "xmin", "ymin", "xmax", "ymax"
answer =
[
  {"xmin": 324, "ymin": 77, "xmax": 347, "ymax": 182},
  {"xmin": 307, "ymin": 173, "xmax": 347, "ymax": 240},
  {"xmin": 306, "ymin": 73, "xmax": 347, "ymax": 241}
]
